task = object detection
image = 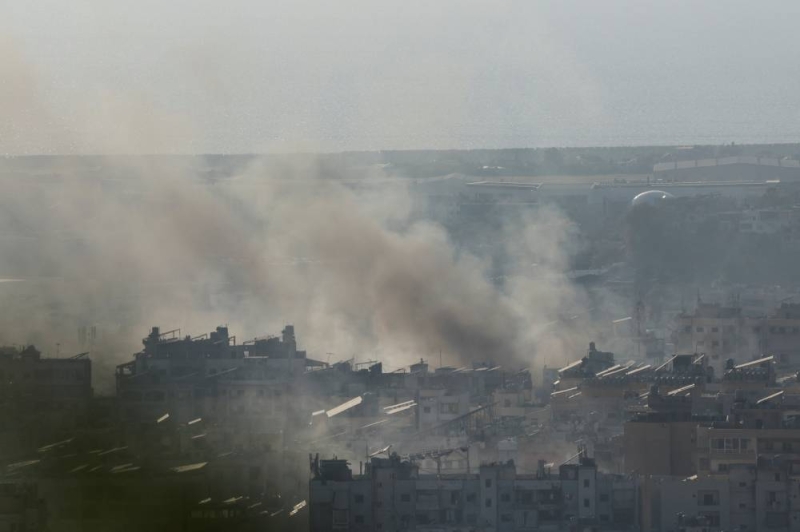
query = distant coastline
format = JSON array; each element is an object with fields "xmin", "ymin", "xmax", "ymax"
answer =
[{"xmin": 3, "ymin": 142, "xmax": 800, "ymax": 181}]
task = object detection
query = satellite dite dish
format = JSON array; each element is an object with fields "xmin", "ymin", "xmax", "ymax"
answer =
[{"xmin": 631, "ymin": 190, "xmax": 675, "ymax": 207}]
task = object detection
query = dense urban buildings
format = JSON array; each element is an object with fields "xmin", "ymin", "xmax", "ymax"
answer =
[
  {"xmin": 6, "ymin": 0, "xmax": 800, "ymax": 527},
  {"xmin": 6, "ymin": 312, "xmax": 800, "ymax": 530},
  {"xmin": 6, "ymin": 147, "xmax": 800, "ymax": 531}
]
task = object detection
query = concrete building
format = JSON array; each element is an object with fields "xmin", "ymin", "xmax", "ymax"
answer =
[
  {"xmin": 0, "ymin": 482, "xmax": 45, "ymax": 532},
  {"xmin": 641, "ymin": 456, "xmax": 800, "ymax": 532},
  {"xmin": 0, "ymin": 345, "xmax": 93, "ymax": 459},
  {"xmin": 674, "ymin": 302, "xmax": 800, "ymax": 372},
  {"xmin": 417, "ymin": 390, "xmax": 471, "ymax": 431},
  {"xmin": 115, "ymin": 325, "xmax": 326, "ymax": 425},
  {"xmin": 309, "ymin": 452, "xmax": 638, "ymax": 532}
]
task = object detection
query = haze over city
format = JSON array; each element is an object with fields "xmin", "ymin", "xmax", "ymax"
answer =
[
  {"xmin": 3, "ymin": 2, "xmax": 800, "ymax": 532},
  {"xmin": 3, "ymin": 0, "xmax": 800, "ymax": 154}
]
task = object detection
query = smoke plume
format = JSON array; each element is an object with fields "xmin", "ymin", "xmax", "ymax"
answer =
[{"xmin": 0, "ymin": 33, "xmax": 604, "ymax": 393}]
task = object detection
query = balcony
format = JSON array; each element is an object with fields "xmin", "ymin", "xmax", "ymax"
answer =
[
  {"xmin": 415, "ymin": 494, "xmax": 440, "ymax": 511},
  {"xmin": 708, "ymin": 448, "xmax": 755, "ymax": 455}
]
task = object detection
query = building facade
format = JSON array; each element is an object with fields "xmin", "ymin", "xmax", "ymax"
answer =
[{"xmin": 309, "ymin": 453, "xmax": 638, "ymax": 532}]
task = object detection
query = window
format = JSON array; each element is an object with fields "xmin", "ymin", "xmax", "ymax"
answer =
[
  {"xmin": 485, "ymin": 498, "xmax": 492, "ymax": 508},
  {"xmin": 696, "ymin": 326, "xmax": 705, "ymax": 333},
  {"xmin": 712, "ymin": 438, "xmax": 748, "ymax": 452},
  {"xmin": 440, "ymin": 402, "xmax": 459, "ymax": 414},
  {"xmin": 583, "ymin": 479, "xmax": 590, "ymax": 488},
  {"xmin": 400, "ymin": 494, "xmax": 410, "ymax": 502},
  {"xmin": 600, "ymin": 514, "xmax": 609, "ymax": 522},
  {"xmin": 466, "ymin": 493, "xmax": 476, "ymax": 503},
  {"xmin": 698, "ymin": 490, "xmax": 720, "ymax": 506},
  {"xmin": 501, "ymin": 514, "xmax": 513, "ymax": 523},
  {"xmin": 583, "ymin": 498, "xmax": 590, "ymax": 508},
  {"xmin": 485, "ymin": 479, "xmax": 492, "ymax": 488},
  {"xmin": 354, "ymin": 515, "xmax": 364, "ymax": 524},
  {"xmin": 718, "ymin": 463, "xmax": 729, "ymax": 473},
  {"xmin": 504, "ymin": 399, "xmax": 512, "ymax": 407},
  {"xmin": 699, "ymin": 512, "xmax": 721, "ymax": 527},
  {"xmin": 516, "ymin": 490, "xmax": 534, "ymax": 505},
  {"xmin": 355, "ymin": 494, "xmax": 365, "ymax": 503},
  {"xmin": 712, "ymin": 340, "xmax": 719, "ymax": 347},
  {"xmin": 332, "ymin": 510, "xmax": 348, "ymax": 526},
  {"xmin": 754, "ymin": 326, "xmax": 761, "ymax": 333},
  {"xmin": 423, "ymin": 407, "xmax": 431, "ymax": 414},
  {"xmin": 599, "ymin": 494, "xmax": 609, "ymax": 502},
  {"xmin": 684, "ymin": 326, "xmax": 692, "ymax": 333},
  {"xmin": 500, "ymin": 493, "xmax": 511, "ymax": 502},
  {"xmin": 712, "ymin": 327, "xmax": 719, "ymax": 332}
]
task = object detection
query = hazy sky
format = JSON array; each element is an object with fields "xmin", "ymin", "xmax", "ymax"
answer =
[{"xmin": 4, "ymin": 0, "xmax": 800, "ymax": 154}]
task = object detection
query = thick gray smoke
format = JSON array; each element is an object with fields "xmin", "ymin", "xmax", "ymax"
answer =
[
  {"xmin": 0, "ymin": 33, "xmax": 604, "ymax": 393},
  {"xmin": 0, "ymin": 155, "xmax": 602, "ymax": 391}
]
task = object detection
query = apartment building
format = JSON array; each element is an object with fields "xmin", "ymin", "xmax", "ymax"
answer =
[
  {"xmin": 0, "ymin": 345, "xmax": 93, "ymax": 458},
  {"xmin": 674, "ymin": 303, "xmax": 800, "ymax": 372},
  {"xmin": 644, "ymin": 457, "xmax": 800, "ymax": 532},
  {"xmin": 309, "ymin": 452, "xmax": 638, "ymax": 532}
]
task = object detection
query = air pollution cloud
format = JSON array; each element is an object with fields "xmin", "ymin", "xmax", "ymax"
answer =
[{"xmin": 0, "ymin": 34, "xmax": 603, "ymax": 393}]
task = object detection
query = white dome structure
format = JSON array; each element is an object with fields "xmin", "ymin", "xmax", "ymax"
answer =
[{"xmin": 631, "ymin": 190, "xmax": 675, "ymax": 207}]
